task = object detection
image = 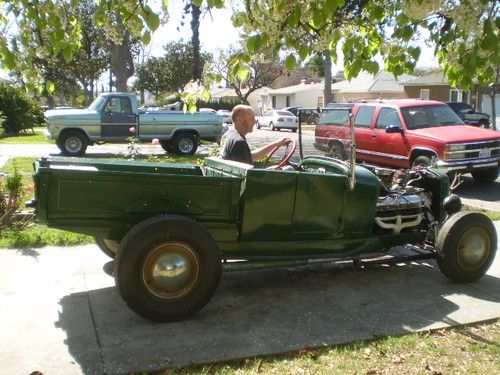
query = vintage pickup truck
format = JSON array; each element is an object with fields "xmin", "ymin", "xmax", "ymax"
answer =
[
  {"xmin": 44, "ymin": 92, "xmax": 223, "ymax": 156},
  {"xmin": 30, "ymin": 121, "xmax": 497, "ymax": 322}
]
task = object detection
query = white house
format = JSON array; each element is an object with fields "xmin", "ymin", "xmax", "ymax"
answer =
[{"xmin": 210, "ymin": 86, "xmax": 270, "ymax": 113}]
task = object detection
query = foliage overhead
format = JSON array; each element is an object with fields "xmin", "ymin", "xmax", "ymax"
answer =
[{"xmin": 0, "ymin": 0, "xmax": 498, "ymax": 93}]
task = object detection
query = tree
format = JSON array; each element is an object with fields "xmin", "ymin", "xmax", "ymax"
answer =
[
  {"xmin": 305, "ymin": 53, "xmax": 326, "ymax": 78},
  {"xmin": 134, "ymin": 42, "xmax": 211, "ymax": 98},
  {"xmin": 211, "ymin": 47, "xmax": 283, "ymax": 105}
]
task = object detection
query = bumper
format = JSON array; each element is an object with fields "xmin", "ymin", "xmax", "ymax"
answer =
[
  {"xmin": 44, "ymin": 128, "xmax": 55, "ymax": 140},
  {"xmin": 437, "ymin": 156, "xmax": 500, "ymax": 172}
]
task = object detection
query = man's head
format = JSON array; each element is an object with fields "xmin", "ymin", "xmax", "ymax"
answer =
[{"xmin": 232, "ymin": 105, "xmax": 255, "ymax": 136}]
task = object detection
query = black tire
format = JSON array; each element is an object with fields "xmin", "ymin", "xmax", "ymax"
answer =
[
  {"xmin": 159, "ymin": 140, "xmax": 173, "ymax": 153},
  {"xmin": 328, "ymin": 142, "xmax": 347, "ymax": 160},
  {"xmin": 471, "ymin": 167, "xmax": 499, "ymax": 184},
  {"xmin": 256, "ymin": 122, "xmax": 261, "ymax": 129},
  {"xmin": 436, "ymin": 211, "xmax": 497, "ymax": 283},
  {"xmin": 292, "ymin": 128, "xmax": 297, "ymax": 133},
  {"xmin": 115, "ymin": 215, "xmax": 222, "ymax": 322},
  {"xmin": 58, "ymin": 130, "xmax": 88, "ymax": 156},
  {"xmin": 478, "ymin": 119, "xmax": 490, "ymax": 129},
  {"xmin": 94, "ymin": 237, "xmax": 119, "ymax": 259},
  {"xmin": 412, "ymin": 155, "xmax": 432, "ymax": 167},
  {"xmin": 171, "ymin": 133, "xmax": 198, "ymax": 155},
  {"xmin": 270, "ymin": 122, "xmax": 275, "ymax": 131}
]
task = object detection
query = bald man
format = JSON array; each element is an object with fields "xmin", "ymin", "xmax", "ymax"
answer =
[{"xmin": 220, "ymin": 105, "xmax": 291, "ymax": 165}]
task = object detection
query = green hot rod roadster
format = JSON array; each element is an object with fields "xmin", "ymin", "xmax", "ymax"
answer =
[{"xmin": 29, "ymin": 113, "xmax": 497, "ymax": 322}]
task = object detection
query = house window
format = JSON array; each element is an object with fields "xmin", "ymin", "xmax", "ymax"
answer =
[
  {"xmin": 318, "ymin": 97, "xmax": 324, "ymax": 108},
  {"xmin": 419, "ymin": 89, "xmax": 430, "ymax": 100},
  {"xmin": 286, "ymin": 96, "xmax": 291, "ymax": 107},
  {"xmin": 450, "ymin": 89, "xmax": 459, "ymax": 102},
  {"xmin": 272, "ymin": 95, "xmax": 276, "ymax": 109},
  {"xmin": 462, "ymin": 91, "xmax": 469, "ymax": 103}
]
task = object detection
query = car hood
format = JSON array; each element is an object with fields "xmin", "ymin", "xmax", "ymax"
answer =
[
  {"xmin": 410, "ymin": 125, "xmax": 500, "ymax": 143},
  {"xmin": 45, "ymin": 109, "xmax": 99, "ymax": 122}
]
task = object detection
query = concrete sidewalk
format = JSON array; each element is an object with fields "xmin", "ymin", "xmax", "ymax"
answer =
[{"xmin": 0, "ymin": 224, "xmax": 499, "ymax": 375}]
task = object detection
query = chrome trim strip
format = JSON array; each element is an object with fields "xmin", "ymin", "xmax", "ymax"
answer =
[
  {"xmin": 444, "ymin": 146, "xmax": 500, "ymax": 154},
  {"xmin": 356, "ymin": 149, "xmax": 409, "ymax": 161},
  {"xmin": 446, "ymin": 139, "xmax": 500, "ymax": 147}
]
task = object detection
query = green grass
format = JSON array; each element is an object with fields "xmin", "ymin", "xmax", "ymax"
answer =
[
  {"xmin": 463, "ymin": 204, "xmax": 500, "ymax": 221},
  {"xmin": 0, "ymin": 225, "xmax": 93, "ymax": 248},
  {"xmin": 0, "ymin": 129, "xmax": 51, "ymax": 144},
  {"xmin": 157, "ymin": 321, "xmax": 500, "ymax": 375}
]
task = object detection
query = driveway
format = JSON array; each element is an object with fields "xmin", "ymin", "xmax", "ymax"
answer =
[{"xmin": 0, "ymin": 222, "xmax": 499, "ymax": 374}]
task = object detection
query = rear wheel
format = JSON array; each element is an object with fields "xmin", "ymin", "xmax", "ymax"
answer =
[
  {"xmin": 256, "ymin": 121, "xmax": 261, "ymax": 129},
  {"xmin": 292, "ymin": 128, "xmax": 297, "ymax": 133},
  {"xmin": 471, "ymin": 167, "xmax": 499, "ymax": 183},
  {"xmin": 58, "ymin": 130, "xmax": 88, "ymax": 156},
  {"xmin": 94, "ymin": 237, "xmax": 119, "ymax": 259},
  {"xmin": 171, "ymin": 133, "xmax": 198, "ymax": 155},
  {"xmin": 159, "ymin": 140, "xmax": 173, "ymax": 153},
  {"xmin": 436, "ymin": 211, "xmax": 497, "ymax": 283},
  {"xmin": 115, "ymin": 215, "xmax": 222, "ymax": 322},
  {"xmin": 270, "ymin": 122, "xmax": 275, "ymax": 131}
]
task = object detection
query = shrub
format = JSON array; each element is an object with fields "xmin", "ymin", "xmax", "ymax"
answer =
[{"xmin": 0, "ymin": 84, "xmax": 45, "ymax": 134}]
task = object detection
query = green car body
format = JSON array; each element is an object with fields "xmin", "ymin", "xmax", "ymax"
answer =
[
  {"xmin": 45, "ymin": 92, "xmax": 223, "ymax": 156},
  {"xmin": 30, "ymin": 129, "xmax": 497, "ymax": 322}
]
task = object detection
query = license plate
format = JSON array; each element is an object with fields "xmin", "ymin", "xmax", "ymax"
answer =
[{"xmin": 479, "ymin": 148, "xmax": 491, "ymax": 158}]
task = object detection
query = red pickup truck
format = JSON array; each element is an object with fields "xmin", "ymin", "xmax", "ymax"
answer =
[{"xmin": 315, "ymin": 99, "xmax": 500, "ymax": 183}]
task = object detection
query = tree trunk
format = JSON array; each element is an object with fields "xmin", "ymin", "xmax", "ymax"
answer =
[
  {"xmin": 323, "ymin": 51, "xmax": 333, "ymax": 106},
  {"xmin": 191, "ymin": 3, "xmax": 202, "ymax": 81},
  {"xmin": 110, "ymin": 30, "xmax": 134, "ymax": 92}
]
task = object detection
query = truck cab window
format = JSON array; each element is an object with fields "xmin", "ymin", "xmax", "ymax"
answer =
[
  {"xmin": 354, "ymin": 106, "xmax": 375, "ymax": 128},
  {"xmin": 376, "ymin": 108, "xmax": 402, "ymax": 130},
  {"xmin": 105, "ymin": 97, "xmax": 132, "ymax": 113}
]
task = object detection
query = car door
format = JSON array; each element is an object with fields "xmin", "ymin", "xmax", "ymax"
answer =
[
  {"xmin": 352, "ymin": 105, "xmax": 377, "ymax": 163},
  {"xmin": 369, "ymin": 107, "xmax": 410, "ymax": 168},
  {"xmin": 101, "ymin": 96, "xmax": 137, "ymax": 140}
]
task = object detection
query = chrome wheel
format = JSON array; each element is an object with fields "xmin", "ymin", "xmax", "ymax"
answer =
[
  {"xmin": 65, "ymin": 136, "xmax": 83, "ymax": 153},
  {"xmin": 457, "ymin": 227, "xmax": 490, "ymax": 271},
  {"xmin": 178, "ymin": 137, "xmax": 195, "ymax": 154},
  {"xmin": 142, "ymin": 242, "xmax": 200, "ymax": 299}
]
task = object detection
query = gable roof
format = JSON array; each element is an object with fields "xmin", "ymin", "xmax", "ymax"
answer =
[
  {"xmin": 337, "ymin": 70, "xmax": 415, "ymax": 93},
  {"xmin": 267, "ymin": 81, "xmax": 324, "ymax": 95},
  {"xmin": 403, "ymin": 71, "xmax": 449, "ymax": 86}
]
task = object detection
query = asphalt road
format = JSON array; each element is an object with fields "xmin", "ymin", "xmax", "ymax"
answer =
[{"xmin": 1, "ymin": 127, "xmax": 499, "ymax": 211}]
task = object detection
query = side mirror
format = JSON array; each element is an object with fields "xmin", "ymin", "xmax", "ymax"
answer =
[{"xmin": 385, "ymin": 125, "xmax": 403, "ymax": 133}]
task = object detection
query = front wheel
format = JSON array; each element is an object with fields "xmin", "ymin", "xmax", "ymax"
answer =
[
  {"xmin": 471, "ymin": 167, "xmax": 499, "ymax": 184},
  {"xmin": 436, "ymin": 211, "xmax": 497, "ymax": 283},
  {"xmin": 115, "ymin": 215, "xmax": 222, "ymax": 322},
  {"xmin": 171, "ymin": 133, "xmax": 198, "ymax": 155},
  {"xmin": 270, "ymin": 122, "xmax": 275, "ymax": 131},
  {"xmin": 58, "ymin": 131, "xmax": 88, "ymax": 156}
]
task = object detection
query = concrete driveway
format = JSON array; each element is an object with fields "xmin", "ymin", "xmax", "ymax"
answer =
[{"xmin": 1, "ymin": 223, "xmax": 499, "ymax": 375}]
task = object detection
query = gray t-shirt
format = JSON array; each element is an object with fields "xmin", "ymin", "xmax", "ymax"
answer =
[{"xmin": 220, "ymin": 129, "xmax": 252, "ymax": 164}]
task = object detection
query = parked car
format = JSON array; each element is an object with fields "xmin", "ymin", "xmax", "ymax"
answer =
[
  {"xmin": 29, "ymin": 116, "xmax": 497, "ymax": 322},
  {"xmin": 256, "ymin": 110, "xmax": 298, "ymax": 131},
  {"xmin": 199, "ymin": 108, "xmax": 217, "ymax": 114},
  {"xmin": 316, "ymin": 100, "xmax": 500, "ymax": 183},
  {"xmin": 217, "ymin": 109, "xmax": 232, "ymax": 124},
  {"xmin": 446, "ymin": 102, "xmax": 491, "ymax": 128},
  {"xmin": 283, "ymin": 106, "xmax": 320, "ymax": 124}
]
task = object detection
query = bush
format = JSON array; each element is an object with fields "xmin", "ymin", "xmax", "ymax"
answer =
[
  {"xmin": 0, "ymin": 84, "xmax": 45, "ymax": 134},
  {"xmin": 196, "ymin": 100, "xmax": 236, "ymax": 111}
]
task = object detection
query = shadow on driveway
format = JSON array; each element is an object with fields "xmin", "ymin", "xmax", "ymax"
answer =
[{"xmin": 57, "ymin": 259, "xmax": 500, "ymax": 374}]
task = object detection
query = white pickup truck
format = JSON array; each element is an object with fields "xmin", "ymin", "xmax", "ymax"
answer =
[{"xmin": 45, "ymin": 92, "xmax": 223, "ymax": 156}]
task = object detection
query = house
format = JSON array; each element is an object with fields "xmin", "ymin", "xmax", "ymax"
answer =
[
  {"xmin": 260, "ymin": 71, "xmax": 415, "ymax": 112},
  {"xmin": 210, "ymin": 86, "xmax": 270, "ymax": 113},
  {"xmin": 402, "ymin": 71, "xmax": 499, "ymax": 125}
]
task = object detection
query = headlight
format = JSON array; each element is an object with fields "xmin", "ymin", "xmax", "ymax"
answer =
[{"xmin": 445, "ymin": 144, "xmax": 466, "ymax": 151}]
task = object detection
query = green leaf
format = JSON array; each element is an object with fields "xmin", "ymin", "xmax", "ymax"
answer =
[
  {"xmin": 142, "ymin": 32, "xmax": 151, "ymax": 45},
  {"xmin": 188, "ymin": 104, "xmax": 197, "ymax": 113},
  {"xmin": 285, "ymin": 54, "xmax": 296, "ymax": 70},
  {"xmin": 144, "ymin": 11, "xmax": 160, "ymax": 31},
  {"xmin": 287, "ymin": 7, "xmax": 301, "ymax": 27},
  {"xmin": 236, "ymin": 67, "xmax": 250, "ymax": 81},
  {"xmin": 161, "ymin": 0, "xmax": 169, "ymax": 9},
  {"xmin": 324, "ymin": 0, "xmax": 339, "ymax": 15},
  {"xmin": 46, "ymin": 80, "xmax": 55, "ymax": 94},
  {"xmin": 201, "ymin": 89, "xmax": 211, "ymax": 101},
  {"xmin": 247, "ymin": 35, "xmax": 261, "ymax": 54},
  {"xmin": 298, "ymin": 45, "xmax": 309, "ymax": 61},
  {"xmin": 63, "ymin": 45, "xmax": 73, "ymax": 63},
  {"xmin": 1, "ymin": 49, "xmax": 16, "ymax": 70}
]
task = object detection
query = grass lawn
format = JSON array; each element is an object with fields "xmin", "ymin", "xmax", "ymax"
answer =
[
  {"xmin": 165, "ymin": 320, "xmax": 500, "ymax": 375},
  {"xmin": 0, "ymin": 128, "xmax": 51, "ymax": 144}
]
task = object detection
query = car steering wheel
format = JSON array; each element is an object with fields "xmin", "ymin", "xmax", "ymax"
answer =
[{"xmin": 264, "ymin": 140, "xmax": 297, "ymax": 170}]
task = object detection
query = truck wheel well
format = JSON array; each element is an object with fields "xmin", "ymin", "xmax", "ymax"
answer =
[
  {"xmin": 58, "ymin": 128, "xmax": 91, "ymax": 145},
  {"xmin": 172, "ymin": 130, "xmax": 199, "ymax": 139}
]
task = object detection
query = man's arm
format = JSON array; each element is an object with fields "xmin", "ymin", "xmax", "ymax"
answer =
[{"xmin": 251, "ymin": 138, "xmax": 291, "ymax": 162}]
